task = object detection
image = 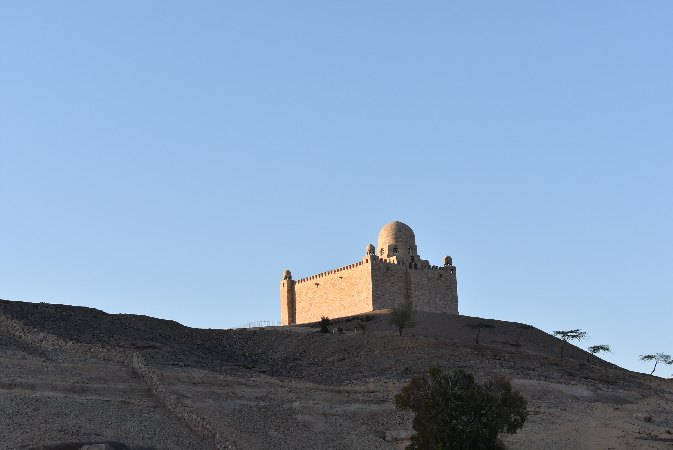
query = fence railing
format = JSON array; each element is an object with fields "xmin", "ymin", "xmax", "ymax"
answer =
[{"xmin": 232, "ymin": 320, "xmax": 282, "ymax": 329}]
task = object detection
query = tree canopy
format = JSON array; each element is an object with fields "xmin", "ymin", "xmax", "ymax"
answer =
[
  {"xmin": 639, "ymin": 353, "xmax": 672, "ymax": 375},
  {"xmin": 553, "ymin": 329, "xmax": 588, "ymax": 358},
  {"xmin": 395, "ymin": 367, "xmax": 528, "ymax": 449},
  {"xmin": 587, "ymin": 344, "xmax": 611, "ymax": 363}
]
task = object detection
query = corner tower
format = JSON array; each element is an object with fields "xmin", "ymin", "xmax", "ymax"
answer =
[{"xmin": 280, "ymin": 269, "xmax": 296, "ymax": 325}]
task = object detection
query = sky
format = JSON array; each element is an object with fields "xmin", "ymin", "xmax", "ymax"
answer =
[{"xmin": 1, "ymin": 1, "xmax": 671, "ymax": 375}]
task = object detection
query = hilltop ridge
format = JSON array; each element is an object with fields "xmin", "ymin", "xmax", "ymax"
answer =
[{"xmin": 1, "ymin": 299, "xmax": 671, "ymax": 449}]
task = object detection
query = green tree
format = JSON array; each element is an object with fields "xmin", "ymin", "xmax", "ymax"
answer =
[
  {"xmin": 587, "ymin": 344, "xmax": 611, "ymax": 363},
  {"xmin": 465, "ymin": 322, "xmax": 495, "ymax": 345},
  {"xmin": 639, "ymin": 353, "xmax": 672, "ymax": 375},
  {"xmin": 390, "ymin": 301, "xmax": 414, "ymax": 336},
  {"xmin": 553, "ymin": 329, "xmax": 588, "ymax": 358},
  {"xmin": 395, "ymin": 367, "xmax": 528, "ymax": 449}
]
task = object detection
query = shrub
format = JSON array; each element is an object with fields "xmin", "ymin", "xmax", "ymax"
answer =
[
  {"xmin": 390, "ymin": 301, "xmax": 414, "ymax": 336},
  {"xmin": 357, "ymin": 319, "xmax": 368, "ymax": 335},
  {"xmin": 395, "ymin": 367, "xmax": 528, "ymax": 449},
  {"xmin": 319, "ymin": 316, "xmax": 330, "ymax": 333}
]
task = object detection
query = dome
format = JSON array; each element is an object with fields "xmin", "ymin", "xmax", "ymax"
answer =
[
  {"xmin": 378, "ymin": 221, "xmax": 417, "ymax": 258},
  {"xmin": 378, "ymin": 221, "xmax": 416, "ymax": 246}
]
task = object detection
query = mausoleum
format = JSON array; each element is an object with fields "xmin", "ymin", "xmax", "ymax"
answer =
[{"xmin": 280, "ymin": 221, "xmax": 458, "ymax": 325}]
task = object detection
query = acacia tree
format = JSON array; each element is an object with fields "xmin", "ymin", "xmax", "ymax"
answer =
[
  {"xmin": 553, "ymin": 329, "xmax": 588, "ymax": 358},
  {"xmin": 395, "ymin": 367, "xmax": 528, "ymax": 449},
  {"xmin": 587, "ymin": 344, "xmax": 611, "ymax": 363},
  {"xmin": 515, "ymin": 324, "xmax": 534, "ymax": 350},
  {"xmin": 465, "ymin": 322, "xmax": 495, "ymax": 345},
  {"xmin": 639, "ymin": 353, "xmax": 673, "ymax": 375},
  {"xmin": 390, "ymin": 301, "xmax": 414, "ymax": 336}
]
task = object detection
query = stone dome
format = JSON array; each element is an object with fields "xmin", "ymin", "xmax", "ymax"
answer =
[{"xmin": 378, "ymin": 221, "xmax": 417, "ymax": 258}]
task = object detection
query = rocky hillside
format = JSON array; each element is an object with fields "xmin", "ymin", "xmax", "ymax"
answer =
[{"xmin": 1, "ymin": 299, "xmax": 671, "ymax": 449}]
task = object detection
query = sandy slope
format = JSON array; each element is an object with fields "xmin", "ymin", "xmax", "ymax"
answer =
[{"xmin": 0, "ymin": 299, "xmax": 671, "ymax": 449}]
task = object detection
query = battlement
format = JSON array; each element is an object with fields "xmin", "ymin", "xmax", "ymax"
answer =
[
  {"xmin": 295, "ymin": 260, "xmax": 366, "ymax": 284},
  {"xmin": 294, "ymin": 256, "xmax": 455, "ymax": 284}
]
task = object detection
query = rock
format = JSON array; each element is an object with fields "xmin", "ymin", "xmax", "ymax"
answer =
[{"xmin": 385, "ymin": 429, "xmax": 413, "ymax": 442}]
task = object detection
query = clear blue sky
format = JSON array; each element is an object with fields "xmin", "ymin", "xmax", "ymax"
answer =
[{"xmin": 1, "ymin": 2, "xmax": 671, "ymax": 375}]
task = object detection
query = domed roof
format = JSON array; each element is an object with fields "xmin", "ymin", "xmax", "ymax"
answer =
[
  {"xmin": 378, "ymin": 221, "xmax": 414, "ymax": 241},
  {"xmin": 378, "ymin": 221, "xmax": 416, "ymax": 251}
]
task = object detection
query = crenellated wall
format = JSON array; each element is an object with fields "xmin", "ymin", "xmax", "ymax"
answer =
[
  {"xmin": 371, "ymin": 258, "xmax": 458, "ymax": 314},
  {"xmin": 281, "ymin": 256, "xmax": 458, "ymax": 325},
  {"xmin": 291, "ymin": 259, "xmax": 373, "ymax": 324}
]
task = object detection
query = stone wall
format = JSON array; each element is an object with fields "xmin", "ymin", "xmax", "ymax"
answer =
[
  {"xmin": 283, "ymin": 256, "xmax": 458, "ymax": 325},
  {"xmin": 371, "ymin": 259, "xmax": 458, "ymax": 314},
  {"xmin": 280, "ymin": 280, "xmax": 296, "ymax": 325},
  {"xmin": 291, "ymin": 259, "xmax": 374, "ymax": 324}
]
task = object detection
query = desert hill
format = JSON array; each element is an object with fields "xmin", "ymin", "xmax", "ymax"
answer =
[{"xmin": 0, "ymin": 299, "xmax": 671, "ymax": 449}]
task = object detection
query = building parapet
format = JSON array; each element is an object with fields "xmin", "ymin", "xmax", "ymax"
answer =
[
  {"xmin": 296, "ymin": 260, "xmax": 366, "ymax": 284},
  {"xmin": 294, "ymin": 255, "xmax": 455, "ymax": 284}
]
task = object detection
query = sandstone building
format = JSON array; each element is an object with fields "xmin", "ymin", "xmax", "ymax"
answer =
[{"xmin": 280, "ymin": 221, "xmax": 458, "ymax": 325}]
